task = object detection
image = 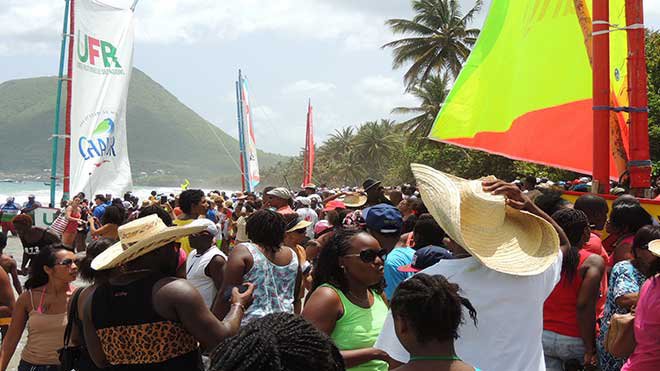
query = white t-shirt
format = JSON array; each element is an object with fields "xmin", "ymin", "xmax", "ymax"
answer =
[
  {"xmin": 186, "ymin": 247, "xmax": 227, "ymax": 308},
  {"xmin": 375, "ymin": 252, "xmax": 563, "ymax": 371}
]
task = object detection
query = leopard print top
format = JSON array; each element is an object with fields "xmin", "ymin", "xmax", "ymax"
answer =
[{"xmin": 97, "ymin": 320, "xmax": 197, "ymax": 365}]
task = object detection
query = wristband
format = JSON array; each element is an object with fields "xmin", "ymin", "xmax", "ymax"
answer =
[{"xmin": 231, "ymin": 303, "xmax": 246, "ymax": 312}]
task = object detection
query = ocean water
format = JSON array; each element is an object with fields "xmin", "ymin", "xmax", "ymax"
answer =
[{"xmin": 0, "ymin": 181, "xmax": 230, "ymax": 206}]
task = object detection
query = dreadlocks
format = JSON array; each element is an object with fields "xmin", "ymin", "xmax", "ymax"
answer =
[
  {"xmin": 390, "ymin": 273, "xmax": 477, "ymax": 344},
  {"xmin": 551, "ymin": 208, "xmax": 589, "ymax": 283},
  {"xmin": 209, "ymin": 313, "xmax": 345, "ymax": 371}
]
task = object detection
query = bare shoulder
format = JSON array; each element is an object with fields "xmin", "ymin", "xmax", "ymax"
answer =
[
  {"xmin": 307, "ymin": 285, "xmax": 341, "ymax": 307},
  {"xmin": 585, "ymin": 253, "xmax": 605, "ymax": 269}
]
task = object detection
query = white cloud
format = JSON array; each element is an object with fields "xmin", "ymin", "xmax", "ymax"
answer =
[
  {"xmin": 282, "ymin": 80, "xmax": 336, "ymax": 95},
  {"xmin": 0, "ymin": 0, "xmax": 399, "ymax": 56},
  {"xmin": 251, "ymin": 105, "xmax": 280, "ymax": 122},
  {"xmin": 2, "ymin": 0, "xmax": 659, "ymax": 57},
  {"xmin": 354, "ymin": 75, "xmax": 417, "ymax": 115}
]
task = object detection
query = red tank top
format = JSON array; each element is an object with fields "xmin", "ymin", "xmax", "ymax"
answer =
[{"xmin": 543, "ymin": 249, "xmax": 592, "ymax": 337}]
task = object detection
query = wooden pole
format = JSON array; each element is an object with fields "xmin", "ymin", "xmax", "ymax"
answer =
[
  {"xmin": 625, "ymin": 0, "xmax": 652, "ymax": 193},
  {"xmin": 592, "ymin": 0, "xmax": 610, "ymax": 193}
]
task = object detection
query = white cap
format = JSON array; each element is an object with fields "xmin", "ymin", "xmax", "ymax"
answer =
[
  {"xmin": 189, "ymin": 219, "xmax": 220, "ymax": 238},
  {"xmin": 267, "ymin": 187, "xmax": 292, "ymax": 200}
]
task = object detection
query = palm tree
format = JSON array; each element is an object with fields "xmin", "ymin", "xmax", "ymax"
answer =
[
  {"xmin": 353, "ymin": 120, "xmax": 402, "ymax": 177},
  {"xmin": 384, "ymin": 0, "xmax": 482, "ymax": 88},
  {"xmin": 392, "ymin": 72, "xmax": 450, "ymax": 139}
]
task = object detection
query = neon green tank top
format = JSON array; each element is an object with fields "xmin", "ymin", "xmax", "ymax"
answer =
[{"xmin": 321, "ymin": 284, "xmax": 388, "ymax": 371}]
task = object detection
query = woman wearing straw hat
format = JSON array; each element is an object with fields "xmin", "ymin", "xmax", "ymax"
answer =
[
  {"xmin": 78, "ymin": 215, "xmax": 254, "ymax": 370},
  {"xmin": 376, "ymin": 164, "xmax": 572, "ymax": 371},
  {"xmin": 620, "ymin": 238, "xmax": 660, "ymax": 371}
]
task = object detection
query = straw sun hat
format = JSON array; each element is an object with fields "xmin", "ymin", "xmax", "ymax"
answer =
[
  {"xmin": 410, "ymin": 163, "xmax": 560, "ymax": 276},
  {"xmin": 91, "ymin": 214, "xmax": 206, "ymax": 271},
  {"xmin": 340, "ymin": 193, "xmax": 367, "ymax": 208},
  {"xmin": 649, "ymin": 239, "xmax": 660, "ymax": 258}
]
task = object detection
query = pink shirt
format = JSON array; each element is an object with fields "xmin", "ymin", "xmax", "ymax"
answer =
[{"xmin": 622, "ymin": 276, "xmax": 660, "ymax": 371}]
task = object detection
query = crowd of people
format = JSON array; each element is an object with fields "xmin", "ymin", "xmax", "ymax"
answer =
[{"xmin": 0, "ymin": 167, "xmax": 656, "ymax": 370}]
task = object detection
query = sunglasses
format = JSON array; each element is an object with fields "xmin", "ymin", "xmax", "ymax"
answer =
[
  {"xmin": 294, "ymin": 228, "xmax": 306, "ymax": 234},
  {"xmin": 344, "ymin": 248, "xmax": 387, "ymax": 264},
  {"xmin": 54, "ymin": 258, "xmax": 75, "ymax": 267}
]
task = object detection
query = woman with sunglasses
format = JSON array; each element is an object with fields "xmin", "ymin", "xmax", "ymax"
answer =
[
  {"xmin": 302, "ymin": 227, "xmax": 392, "ymax": 371},
  {"xmin": 0, "ymin": 245, "xmax": 78, "ymax": 371},
  {"xmin": 596, "ymin": 225, "xmax": 660, "ymax": 371}
]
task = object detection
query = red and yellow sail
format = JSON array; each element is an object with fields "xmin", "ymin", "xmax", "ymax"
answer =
[{"xmin": 429, "ymin": 0, "xmax": 630, "ymax": 178}]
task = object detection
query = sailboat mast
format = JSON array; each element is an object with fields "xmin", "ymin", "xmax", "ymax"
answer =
[
  {"xmin": 63, "ymin": 0, "xmax": 75, "ymax": 201},
  {"xmin": 236, "ymin": 70, "xmax": 251, "ymax": 192},
  {"xmin": 592, "ymin": 0, "xmax": 610, "ymax": 194},
  {"xmin": 625, "ymin": 0, "xmax": 651, "ymax": 193},
  {"xmin": 50, "ymin": 0, "xmax": 72, "ymax": 207},
  {"xmin": 236, "ymin": 76, "xmax": 246, "ymax": 192}
]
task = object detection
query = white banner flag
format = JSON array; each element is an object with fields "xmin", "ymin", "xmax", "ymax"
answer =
[{"xmin": 70, "ymin": 0, "xmax": 134, "ymax": 197}]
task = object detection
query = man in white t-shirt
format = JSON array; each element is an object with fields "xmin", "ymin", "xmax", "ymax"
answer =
[
  {"xmin": 375, "ymin": 164, "xmax": 570, "ymax": 371},
  {"xmin": 186, "ymin": 219, "xmax": 227, "ymax": 308}
]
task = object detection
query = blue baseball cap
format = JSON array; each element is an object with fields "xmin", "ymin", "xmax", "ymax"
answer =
[
  {"xmin": 364, "ymin": 203, "xmax": 403, "ymax": 234},
  {"xmin": 398, "ymin": 245, "xmax": 453, "ymax": 272}
]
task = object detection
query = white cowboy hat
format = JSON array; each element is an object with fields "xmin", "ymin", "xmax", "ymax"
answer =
[
  {"xmin": 91, "ymin": 214, "xmax": 206, "ymax": 271},
  {"xmin": 411, "ymin": 163, "xmax": 560, "ymax": 276},
  {"xmin": 649, "ymin": 239, "xmax": 660, "ymax": 258}
]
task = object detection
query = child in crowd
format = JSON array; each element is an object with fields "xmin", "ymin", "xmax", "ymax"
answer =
[{"xmin": 389, "ymin": 273, "xmax": 480, "ymax": 371}]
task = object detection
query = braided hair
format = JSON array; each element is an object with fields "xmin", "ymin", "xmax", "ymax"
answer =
[
  {"xmin": 390, "ymin": 273, "xmax": 477, "ymax": 344},
  {"xmin": 246, "ymin": 209, "xmax": 286, "ymax": 252},
  {"xmin": 209, "ymin": 313, "xmax": 345, "ymax": 371},
  {"xmin": 551, "ymin": 208, "xmax": 589, "ymax": 283},
  {"xmin": 311, "ymin": 227, "xmax": 384, "ymax": 295}
]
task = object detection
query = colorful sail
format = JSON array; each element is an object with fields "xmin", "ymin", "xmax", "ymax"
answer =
[
  {"xmin": 70, "ymin": 0, "xmax": 135, "ymax": 196},
  {"xmin": 428, "ymin": 0, "xmax": 630, "ymax": 179},
  {"xmin": 302, "ymin": 100, "xmax": 315, "ymax": 187},
  {"xmin": 236, "ymin": 71, "xmax": 260, "ymax": 192}
]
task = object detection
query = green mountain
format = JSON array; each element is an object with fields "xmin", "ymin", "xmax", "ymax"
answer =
[{"xmin": 0, "ymin": 68, "xmax": 287, "ymax": 187}]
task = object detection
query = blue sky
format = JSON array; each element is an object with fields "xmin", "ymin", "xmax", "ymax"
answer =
[{"xmin": 1, "ymin": 0, "xmax": 659, "ymax": 156}]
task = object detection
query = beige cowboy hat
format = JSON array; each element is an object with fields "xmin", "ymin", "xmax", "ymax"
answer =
[
  {"xmin": 286, "ymin": 219, "xmax": 312, "ymax": 233},
  {"xmin": 649, "ymin": 239, "xmax": 660, "ymax": 258},
  {"xmin": 411, "ymin": 163, "xmax": 560, "ymax": 276},
  {"xmin": 339, "ymin": 193, "xmax": 367, "ymax": 208},
  {"xmin": 91, "ymin": 214, "xmax": 206, "ymax": 271}
]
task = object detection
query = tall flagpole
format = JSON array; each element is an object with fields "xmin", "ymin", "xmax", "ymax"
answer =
[
  {"xmin": 63, "ymin": 0, "xmax": 75, "ymax": 201},
  {"xmin": 50, "ymin": 0, "xmax": 72, "ymax": 207}
]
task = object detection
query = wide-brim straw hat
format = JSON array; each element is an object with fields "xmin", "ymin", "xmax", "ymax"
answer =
[
  {"xmin": 286, "ymin": 220, "xmax": 312, "ymax": 233},
  {"xmin": 340, "ymin": 193, "xmax": 367, "ymax": 208},
  {"xmin": 91, "ymin": 214, "xmax": 206, "ymax": 271},
  {"xmin": 410, "ymin": 163, "xmax": 559, "ymax": 276},
  {"xmin": 649, "ymin": 239, "xmax": 660, "ymax": 258}
]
